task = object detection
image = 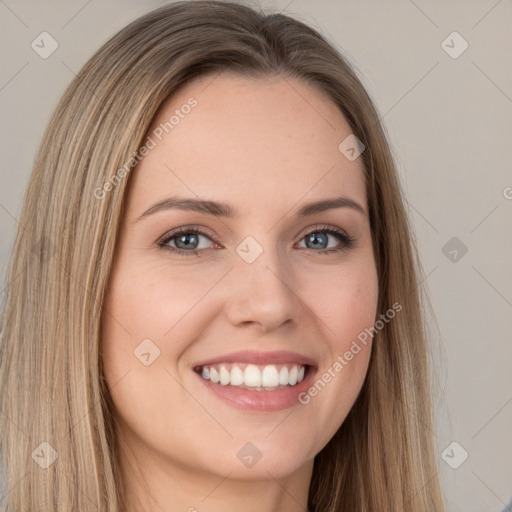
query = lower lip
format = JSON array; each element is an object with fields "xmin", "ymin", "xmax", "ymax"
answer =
[{"xmin": 194, "ymin": 367, "xmax": 316, "ymax": 412}]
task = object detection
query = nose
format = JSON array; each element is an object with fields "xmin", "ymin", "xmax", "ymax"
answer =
[{"xmin": 223, "ymin": 245, "xmax": 302, "ymax": 332}]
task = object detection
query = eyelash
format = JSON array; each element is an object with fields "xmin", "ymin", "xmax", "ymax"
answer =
[{"xmin": 157, "ymin": 224, "xmax": 356, "ymax": 257}]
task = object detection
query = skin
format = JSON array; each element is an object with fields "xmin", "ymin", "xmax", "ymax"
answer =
[{"xmin": 101, "ymin": 73, "xmax": 379, "ymax": 512}]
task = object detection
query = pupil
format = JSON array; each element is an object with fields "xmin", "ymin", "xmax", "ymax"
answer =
[
  {"xmin": 307, "ymin": 232, "xmax": 327, "ymax": 249},
  {"xmin": 177, "ymin": 233, "xmax": 197, "ymax": 249}
]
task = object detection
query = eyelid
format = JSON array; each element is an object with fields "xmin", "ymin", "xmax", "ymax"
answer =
[
  {"xmin": 157, "ymin": 224, "xmax": 219, "ymax": 243},
  {"xmin": 157, "ymin": 225, "xmax": 221, "ymax": 252},
  {"xmin": 296, "ymin": 223, "xmax": 356, "ymax": 252},
  {"xmin": 157, "ymin": 223, "xmax": 355, "ymax": 255},
  {"xmin": 295, "ymin": 223, "xmax": 350, "ymax": 240}
]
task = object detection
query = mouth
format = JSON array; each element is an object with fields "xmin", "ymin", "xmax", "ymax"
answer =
[
  {"xmin": 192, "ymin": 350, "xmax": 318, "ymax": 411},
  {"xmin": 193, "ymin": 362, "xmax": 311, "ymax": 391}
]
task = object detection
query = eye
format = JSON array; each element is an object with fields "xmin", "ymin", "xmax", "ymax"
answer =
[
  {"xmin": 158, "ymin": 227, "xmax": 218, "ymax": 256},
  {"xmin": 157, "ymin": 224, "xmax": 355, "ymax": 256},
  {"xmin": 296, "ymin": 224, "xmax": 356, "ymax": 254}
]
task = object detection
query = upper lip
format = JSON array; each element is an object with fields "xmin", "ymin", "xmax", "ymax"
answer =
[{"xmin": 193, "ymin": 350, "xmax": 317, "ymax": 369}]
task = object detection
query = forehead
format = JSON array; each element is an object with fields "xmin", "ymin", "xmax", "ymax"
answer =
[{"xmin": 128, "ymin": 73, "xmax": 366, "ymax": 216}]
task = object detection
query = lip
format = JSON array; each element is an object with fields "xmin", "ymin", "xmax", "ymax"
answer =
[
  {"xmin": 192, "ymin": 350, "xmax": 318, "ymax": 412},
  {"xmin": 195, "ymin": 371, "xmax": 316, "ymax": 411},
  {"xmin": 192, "ymin": 349, "xmax": 318, "ymax": 370}
]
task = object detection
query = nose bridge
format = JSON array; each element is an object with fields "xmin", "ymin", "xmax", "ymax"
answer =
[{"xmin": 224, "ymin": 234, "xmax": 301, "ymax": 330}]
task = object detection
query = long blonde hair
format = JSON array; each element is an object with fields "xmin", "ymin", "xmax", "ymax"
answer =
[{"xmin": 0, "ymin": 1, "xmax": 445, "ymax": 510}]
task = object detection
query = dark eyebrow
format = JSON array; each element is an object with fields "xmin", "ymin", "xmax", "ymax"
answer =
[
  {"xmin": 135, "ymin": 195, "xmax": 367, "ymax": 222},
  {"xmin": 297, "ymin": 197, "xmax": 367, "ymax": 217}
]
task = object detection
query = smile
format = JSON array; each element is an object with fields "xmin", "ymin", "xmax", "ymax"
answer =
[
  {"xmin": 195, "ymin": 362, "xmax": 307, "ymax": 391},
  {"xmin": 192, "ymin": 349, "xmax": 317, "ymax": 411}
]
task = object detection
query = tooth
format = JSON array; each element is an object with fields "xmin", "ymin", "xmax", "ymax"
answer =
[
  {"xmin": 209, "ymin": 367, "xmax": 220, "ymax": 383},
  {"xmin": 278, "ymin": 366, "xmax": 289, "ymax": 385},
  {"xmin": 230, "ymin": 365, "xmax": 244, "ymax": 386},
  {"xmin": 244, "ymin": 364, "xmax": 261, "ymax": 387},
  {"xmin": 261, "ymin": 365, "xmax": 279, "ymax": 387},
  {"xmin": 202, "ymin": 362, "xmax": 307, "ymax": 388},
  {"xmin": 288, "ymin": 365, "xmax": 298, "ymax": 385},
  {"xmin": 219, "ymin": 365, "xmax": 230, "ymax": 385}
]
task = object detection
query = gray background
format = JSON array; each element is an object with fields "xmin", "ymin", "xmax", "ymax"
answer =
[{"xmin": 1, "ymin": 1, "xmax": 511, "ymax": 511}]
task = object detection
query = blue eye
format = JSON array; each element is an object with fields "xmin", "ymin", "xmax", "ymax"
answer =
[
  {"xmin": 158, "ymin": 224, "xmax": 355, "ymax": 256},
  {"xmin": 157, "ymin": 227, "xmax": 218, "ymax": 256},
  {"xmin": 298, "ymin": 227, "xmax": 355, "ymax": 252}
]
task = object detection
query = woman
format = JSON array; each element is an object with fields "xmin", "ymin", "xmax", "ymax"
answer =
[{"xmin": 0, "ymin": 1, "xmax": 445, "ymax": 510}]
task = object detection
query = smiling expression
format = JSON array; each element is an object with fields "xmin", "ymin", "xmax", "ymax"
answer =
[{"xmin": 101, "ymin": 72, "xmax": 379, "ymax": 482}]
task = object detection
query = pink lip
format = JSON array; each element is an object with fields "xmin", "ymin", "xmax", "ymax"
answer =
[
  {"xmin": 194, "ymin": 365, "xmax": 317, "ymax": 412},
  {"xmin": 192, "ymin": 349, "xmax": 317, "ymax": 369}
]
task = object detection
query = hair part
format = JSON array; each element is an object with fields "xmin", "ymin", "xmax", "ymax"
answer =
[{"xmin": 0, "ymin": 1, "xmax": 445, "ymax": 510}]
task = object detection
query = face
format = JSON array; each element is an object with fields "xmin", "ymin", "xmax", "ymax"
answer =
[{"xmin": 101, "ymin": 73, "xmax": 379, "ymax": 488}]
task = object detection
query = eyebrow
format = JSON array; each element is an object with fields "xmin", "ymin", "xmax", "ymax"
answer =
[{"xmin": 135, "ymin": 195, "xmax": 367, "ymax": 222}]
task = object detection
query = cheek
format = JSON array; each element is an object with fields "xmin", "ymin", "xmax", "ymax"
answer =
[
  {"xmin": 102, "ymin": 260, "xmax": 215, "ymax": 347},
  {"xmin": 99, "ymin": 263, "xmax": 205, "ymax": 446},
  {"xmin": 99, "ymin": 258, "xmax": 226, "ymax": 403},
  {"xmin": 299, "ymin": 259, "xmax": 378, "ymax": 438},
  {"xmin": 306, "ymin": 259, "xmax": 379, "ymax": 350}
]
